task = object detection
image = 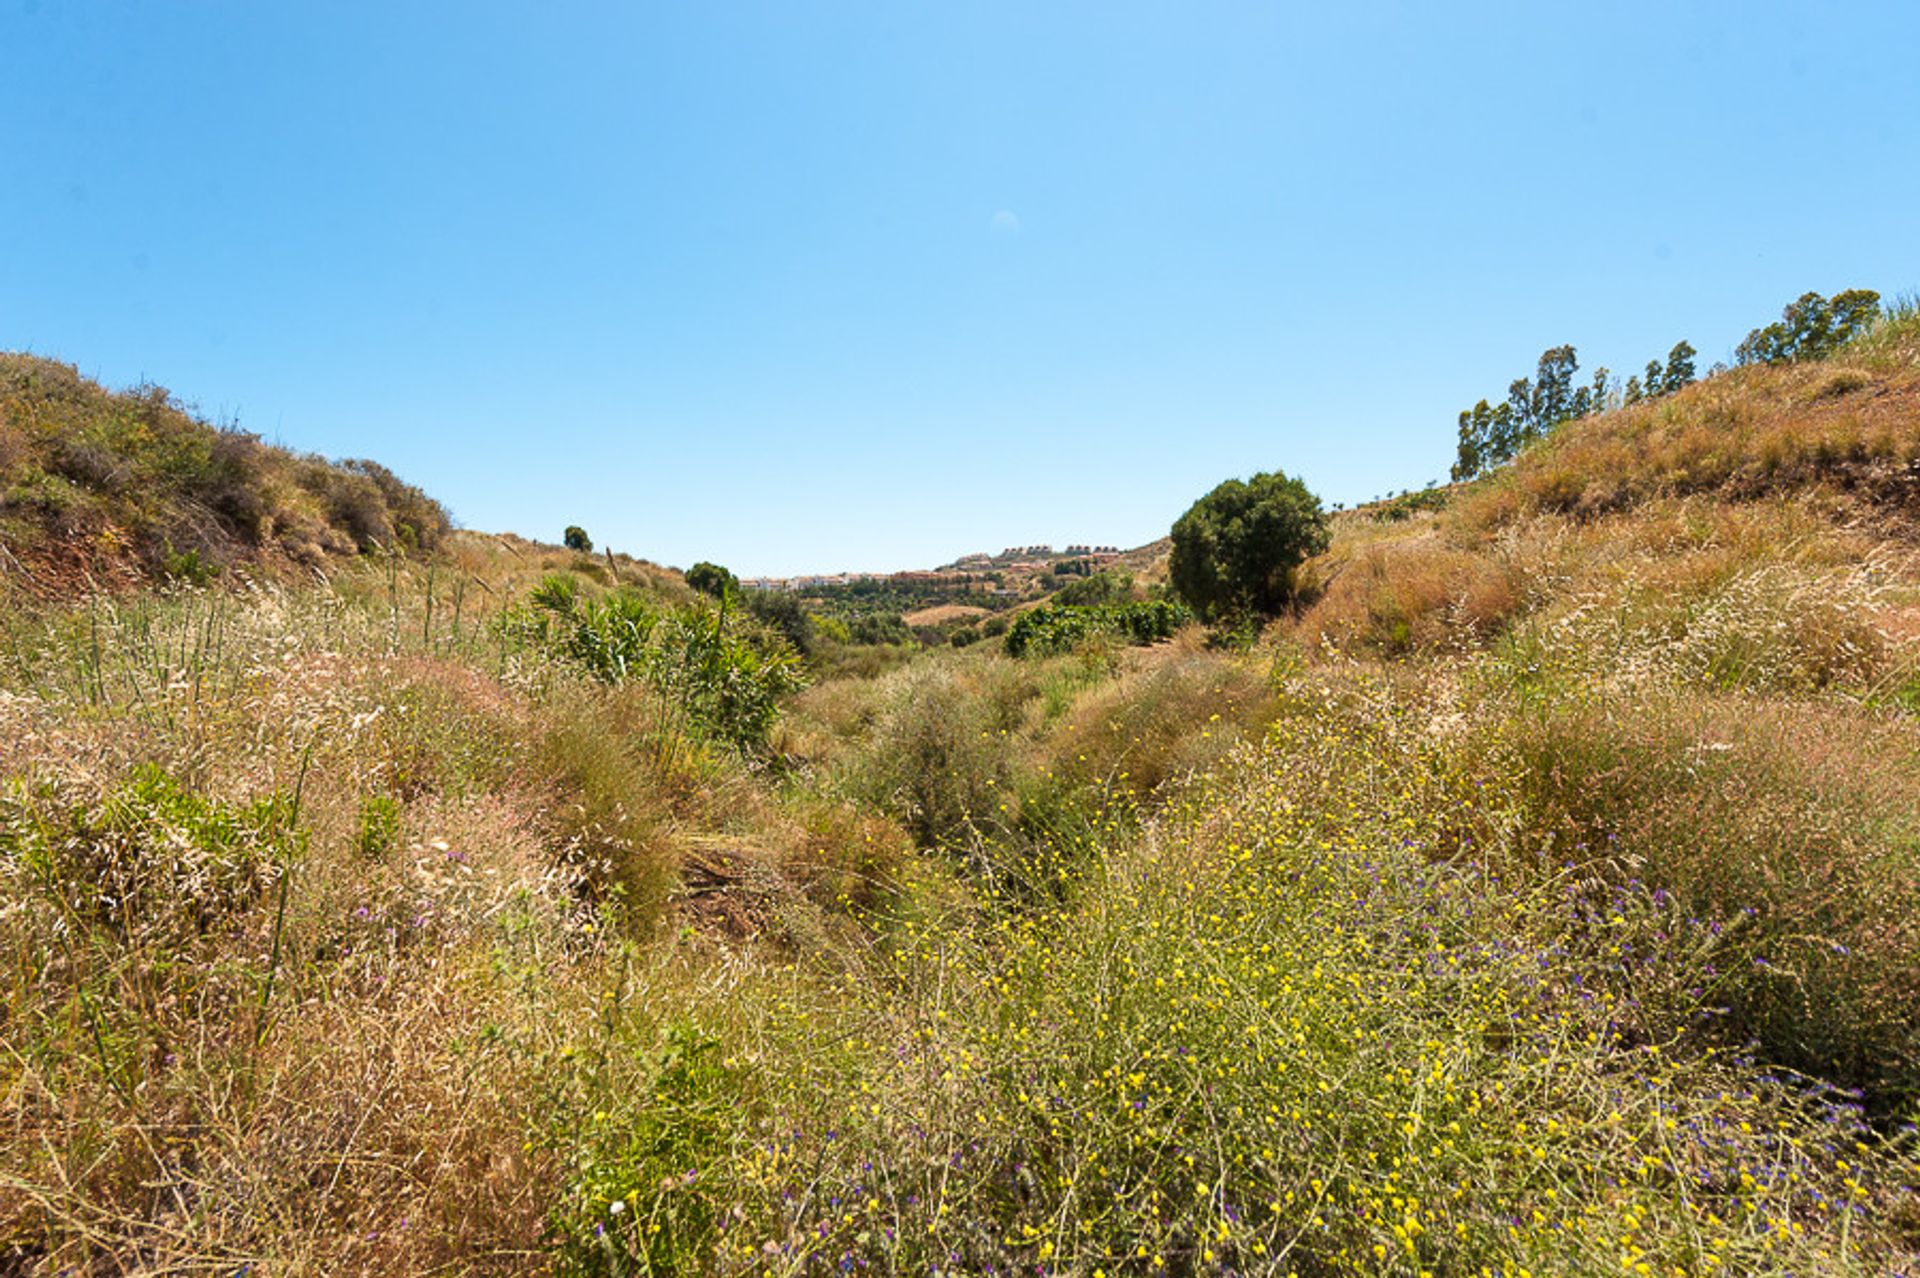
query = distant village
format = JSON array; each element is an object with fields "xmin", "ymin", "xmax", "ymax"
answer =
[{"xmin": 741, "ymin": 544, "xmax": 1123, "ymax": 595}]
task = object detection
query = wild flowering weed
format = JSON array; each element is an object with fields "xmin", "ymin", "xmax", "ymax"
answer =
[{"xmin": 550, "ymin": 711, "xmax": 1919, "ymax": 1276}]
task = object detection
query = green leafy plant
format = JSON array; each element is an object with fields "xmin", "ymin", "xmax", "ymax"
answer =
[
  {"xmin": 1003, "ymin": 600, "xmax": 1191, "ymax": 657},
  {"xmin": 161, "ymin": 544, "xmax": 219, "ymax": 585},
  {"xmin": 354, "ymin": 794, "xmax": 402, "ymax": 859},
  {"xmin": 1168, "ymin": 470, "xmax": 1329, "ymax": 622},
  {"xmin": 509, "ymin": 585, "xmax": 805, "ymax": 752},
  {"xmin": 1737, "ymin": 289, "xmax": 1881, "ymax": 365},
  {"xmin": 685, "ymin": 561, "xmax": 737, "ymax": 600}
]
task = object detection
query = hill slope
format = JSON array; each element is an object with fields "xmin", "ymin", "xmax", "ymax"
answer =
[
  {"xmin": 2, "ymin": 317, "xmax": 1919, "ymax": 1274},
  {"xmin": 0, "ymin": 354, "xmax": 450, "ymax": 597}
]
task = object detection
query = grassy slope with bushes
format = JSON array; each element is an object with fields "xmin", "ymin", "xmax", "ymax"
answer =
[
  {"xmin": 2, "ymin": 309, "xmax": 1920, "ymax": 1274},
  {"xmin": 0, "ymin": 354, "xmax": 456, "ymax": 595}
]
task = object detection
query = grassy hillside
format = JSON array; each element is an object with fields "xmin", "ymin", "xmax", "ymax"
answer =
[
  {"xmin": 0, "ymin": 354, "xmax": 451, "ymax": 597},
  {"xmin": 3, "ymin": 314, "xmax": 1920, "ymax": 1275}
]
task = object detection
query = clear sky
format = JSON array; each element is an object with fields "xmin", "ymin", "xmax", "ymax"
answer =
[{"xmin": 3, "ymin": 2, "xmax": 1917, "ymax": 575}]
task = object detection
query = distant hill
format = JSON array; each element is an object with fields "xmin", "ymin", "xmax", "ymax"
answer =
[{"xmin": 0, "ymin": 353, "xmax": 449, "ymax": 597}]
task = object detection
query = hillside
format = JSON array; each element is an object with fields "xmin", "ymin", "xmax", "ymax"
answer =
[
  {"xmin": 0, "ymin": 354, "xmax": 451, "ymax": 597},
  {"xmin": 3, "ymin": 312, "xmax": 1920, "ymax": 1275}
]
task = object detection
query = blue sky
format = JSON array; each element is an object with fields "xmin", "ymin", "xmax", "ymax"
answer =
[{"xmin": 3, "ymin": 1, "xmax": 1917, "ymax": 575}]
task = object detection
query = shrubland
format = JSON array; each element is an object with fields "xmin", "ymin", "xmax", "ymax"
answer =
[
  {"xmin": 3, "ymin": 307, "xmax": 1920, "ymax": 1274},
  {"xmin": 0, "ymin": 354, "xmax": 450, "ymax": 594}
]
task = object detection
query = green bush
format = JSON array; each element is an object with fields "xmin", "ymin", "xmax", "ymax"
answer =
[
  {"xmin": 1051, "ymin": 568, "xmax": 1133, "ymax": 606},
  {"xmin": 1372, "ymin": 486, "xmax": 1448, "ymax": 522},
  {"xmin": 685, "ymin": 561, "xmax": 736, "ymax": 599},
  {"xmin": 744, "ymin": 589, "xmax": 815, "ymax": 655},
  {"xmin": 354, "ymin": 794, "xmax": 402, "ymax": 859},
  {"xmin": 161, "ymin": 544, "xmax": 220, "ymax": 585},
  {"xmin": 544, "ymin": 1020, "xmax": 746, "ymax": 1276},
  {"xmin": 849, "ymin": 612, "xmax": 911, "ymax": 646},
  {"xmin": 1003, "ymin": 599, "xmax": 1191, "ymax": 657},
  {"xmin": 1, "ymin": 766, "xmax": 299, "ymax": 944},
  {"xmin": 509, "ymin": 586, "xmax": 805, "ymax": 753},
  {"xmin": 563, "ymin": 525, "xmax": 593, "ymax": 552},
  {"xmin": 1169, "ymin": 469, "xmax": 1330, "ymax": 621}
]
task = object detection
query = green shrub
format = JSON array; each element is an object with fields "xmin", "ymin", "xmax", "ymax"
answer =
[
  {"xmin": 354, "ymin": 794, "xmax": 402, "ymax": 859},
  {"xmin": 509, "ymin": 585, "xmax": 806, "ymax": 753},
  {"xmin": 1, "ymin": 766, "xmax": 299, "ymax": 944},
  {"xmin": 544, "ymin": 1020, "xmax": 746, "ymax": 1276},
  {"xmin": 685, "ymin": 561, "xmax": 737, "ymax": 599},
  {"xmin": 849, "ymin": 612, "xmax": 910, "ymax": 646},
  {"xmin": 1372, "ymin": 485, "xmax": 1448, "ymax": 522},
  {"xmin": 743, "ymin": 589, "xmax": 815, "ymax": 655},
  {"xmin": 1169, "ymin": 469, "xmax": 1331, "ymax": 620},
  {"xmin": 563, "ymin": 525, "xmax": 593, "ymax": 552},
  {"xmin": 1051, "ymin": 568, "xmax": 1133, "ymax": 606},
  {"xmin": 161, "ymin": 544, "xmax": 220, "ymax": 585},
  {"xmin": 1003, "ymin": 599, "xmax": 1191, "ymax": 657}
]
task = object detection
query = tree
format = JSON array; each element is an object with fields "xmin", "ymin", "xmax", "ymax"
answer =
[
  {"xmin": 1527, "ymin": 345, "xmax": 1580, "ymax": 434},
  {"xmin": 1663, "ymin": 341, "xmax": 1697, "ymax": 392},
  {"xmin": 1452, "ymin": 399, "xmax": 1512, "ymax": 482},
  {"xmin": 686, "ymin": 561, "xmax": 737, "ymax": 599},
  {"xmin": 1168, "ymin": 470, "xmax": 1330, "ymax": 622},
  {"xmin": 1737, "ymin": 289, "xmax": 1881, "ymax": 365},
  {"xmin": 563, "ymin": 525, "xmax": 593, "ymax": 552}
]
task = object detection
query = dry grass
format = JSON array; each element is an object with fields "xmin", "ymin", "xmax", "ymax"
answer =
[
  {"xmin": 0, "ymin": 354, "xmax": 451, "ymax": 598},
  {"xmin": 1455, "ymin": 342, "xmax": 1920, "ymax": 532},
  {"xmin": 7, "ymin": 319, "xmax": 1920, "ymax": 1271},
  {"xmin": 900, "ymin": 603, "xmax": 989, "ymax": 627}
]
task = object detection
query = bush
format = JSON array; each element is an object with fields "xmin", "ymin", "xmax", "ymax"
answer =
[
  {"xmin": 849, "ymin": 612, "xmax": 911, "ymax": 646},
  {"xmin": 509, "ymin": 585, "xmax": 805, "ymax": 753},
  {"xmin": 850, "ymin": 665, "xmax": 1013, "ymax": 848},
  {"xmin": 685, "ymin": 561, "xmax": 736, "ymax": 599},
  {"xmin": 1051, "ymin": 569, "xmax": 1133, "ymax": 607},
  {"xmin": 354, "ymin": 794, "xmax": 403, "ymax": 859},
  {"xmin": 1169, "ymin": 470, "xmax": 1330, "ymax": 621},
  {"xmin": 744, "ymin": 589, "xmax": 815, "ymax": 655},
  {"xmin": 1, "ymin": 766, "xmax": 298, "ymax": 944},
  {"xmin": 1003, "ymin": 599, "xmax": 1191, "ymax": 657},
  {"xmin": 1372, "ymin": 486, "xmax": 1448, "ymax": 522},
  {"xmin": 563, "ymin": 525, "xmax": 592, "ymax": 552}
]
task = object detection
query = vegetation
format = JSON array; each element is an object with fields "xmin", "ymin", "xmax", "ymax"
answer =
[
  {"xmin": 798, "ymin": 575, "xmax": 1018, "ymax": 621},
  {"xmin": 564, "ymin": 525, "xmax": 593, "ymax": 552},
  {"xmin": 1451, "ymin": 339, "xmax": 1700, "ymax": 481},
  {"xmin": 1451, "ymin": 288, "xmax": 1882, "ymax": 483},
  {"xmin": 1052, "ymin": 567, "xmax": 1136, "ymax": 606},
  {"xmin": 1003, "ymin": 597, "xmax": 1193, "ymax": 657},
  {"xmin": 5, "ymin": 304, "xmax": 1920, "ymax": 1274},
  {"xmin": 1737, "ymin": 289, "xmax": 1882, "ymax": 366},
  {"xmin": 505, "ymin": 575, "xmax": 805, "ymax": 753},
  {"xmin": 0, "ymin": 353, "xmax": 448, "ymax": 597},
  {"xmin": 1169, "ymin": 469, "xmax": 1330, "ymax": 622},
  {"xmin": 684, "ymin": 560, "xmax": 737, "ymax": 599}
]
